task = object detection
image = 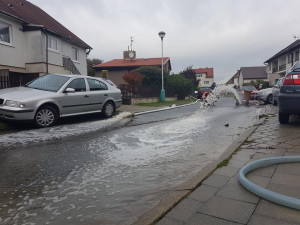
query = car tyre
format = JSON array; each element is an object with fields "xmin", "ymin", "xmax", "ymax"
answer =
[
  {"xmin": 102, "ymin": 101, "xmax": 115, "ymax": 118},
  {"xmin": 267, "ymin": 94, "xmax": 273, "ymax": 104},
  {"xmin": 34, "ymin": 105, "xmax": 58, "ymax": 128},
  {"xmin": 279, "ymin": 112, "xmax": 289, "ymax": 124}
]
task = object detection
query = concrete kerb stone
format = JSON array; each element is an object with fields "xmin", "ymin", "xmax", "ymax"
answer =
[{"xmin": 133, "ymin": 118, "xmax": 266, "ymax": 225}]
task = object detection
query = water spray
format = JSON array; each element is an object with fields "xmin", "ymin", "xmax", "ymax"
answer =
[{"xmin": 201, "ymin": 85, "xmax": 242, "ymax": 109}]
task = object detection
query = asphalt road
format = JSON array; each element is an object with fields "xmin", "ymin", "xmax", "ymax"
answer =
[{"xmin": 0, "ymin": 98, "xmax": 263, "ymax": 225}]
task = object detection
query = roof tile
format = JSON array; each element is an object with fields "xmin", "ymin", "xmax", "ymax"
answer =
[
  {"xmin": 193, "ymin": 68, "xmax": 214, "ymax": 78},
  {"xmin": 93, "ymin": 57, "xmax": 170, "ymax": 68}
]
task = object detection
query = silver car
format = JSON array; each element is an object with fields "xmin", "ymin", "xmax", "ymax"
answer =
[
  {"xmin": 0, "ymin": 74, "xmax": 122, "ymax": 127},
  {"xmin": 254, "ymin": 88, "xmax": 273, "ymax": 104}
]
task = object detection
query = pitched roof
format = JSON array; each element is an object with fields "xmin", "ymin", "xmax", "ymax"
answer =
[
  {"xmin": 93, "ymin": 57, "xmax": 171, "ymax": 69},
  {"xmin": 264, "ymin": 39, "xmax": 300, "ymax": 63},
  {"xmin": 0, "ymin": 0, "xmax": 91, "ymax": 50},
  {"xmin": 240, "ymin": 66, "xmax": 267, "ymax": 79},
  {"xmin": 193, "ymin": 68, "xmax": 214, "ymax": 78},
  {"xmin": 226, "ymin": 70, "xmax": 240, "ymax": 84}
]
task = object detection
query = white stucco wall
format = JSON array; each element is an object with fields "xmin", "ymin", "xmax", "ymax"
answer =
[{"xmin": 0, "ymin": 15, "xmax": 26, "ymax": 68}]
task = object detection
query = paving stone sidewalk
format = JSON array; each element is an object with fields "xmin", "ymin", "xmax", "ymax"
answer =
[{"xmin": 156, "ymin": 106, "xmax": 300, "ymax": 225}]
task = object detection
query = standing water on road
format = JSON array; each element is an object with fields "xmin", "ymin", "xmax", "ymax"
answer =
[{"xmin": 0, "ymin": 98, "xmax": 262, "ymax": 225}]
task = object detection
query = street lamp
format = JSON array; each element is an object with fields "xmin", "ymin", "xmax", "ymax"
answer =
[{"xmin": 158, "ymin": 31, "xmax": 166, "ymax": 101}]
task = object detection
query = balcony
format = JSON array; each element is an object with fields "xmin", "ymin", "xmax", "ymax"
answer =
[
  {"xmin": 278, "ymin": 64, "xmax": 286, "ymax": 72},
  {"xmin": 272, "ymin": 67, "xmax": 278, "ymax": 73}
]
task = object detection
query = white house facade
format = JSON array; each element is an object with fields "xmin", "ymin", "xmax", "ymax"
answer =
[
  {"xmin": 0, "ymin": 0, "xmax": 92, "ymax": 89},
  {"xmin": 264, "ymin": 39, "xmax": 300, "ymax": 86},
  {"xmin": 193, "ymin": 68, "xmax": 214, "ymax": 88}
]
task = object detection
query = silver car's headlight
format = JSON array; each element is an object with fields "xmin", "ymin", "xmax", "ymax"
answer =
[{"xmin": 5, "ymin": 100, "xmax": 25, "ymax": 108}]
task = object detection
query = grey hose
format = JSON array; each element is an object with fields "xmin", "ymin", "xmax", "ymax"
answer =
[{"xmin": 238, "ymin": 156, "xmax": 300, "ymax": 210}]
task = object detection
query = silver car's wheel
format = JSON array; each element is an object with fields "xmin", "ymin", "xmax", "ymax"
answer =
[
  {"xmin": 267, "ymin": 94, "xmax": 273, "ymax": 104},
  {"xmin": 102, "ymin": 102, "xmax": 115, "ymax": 118},
  {"xmin": 34, "ymin": 106, "xmax": 58, "ymax": 128}
]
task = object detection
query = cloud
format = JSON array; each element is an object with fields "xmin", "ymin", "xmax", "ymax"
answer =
[{"xmin": 29, "ymin": 0, "xmax": 300, "ymax": 82}]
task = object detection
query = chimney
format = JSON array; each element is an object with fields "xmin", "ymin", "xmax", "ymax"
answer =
[{"xmin": 123, "ymin": 50, "xmax": 136, "ymax": 60}]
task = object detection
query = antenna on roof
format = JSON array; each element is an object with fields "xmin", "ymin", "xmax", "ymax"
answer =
[
  {"xmin": 293, "ymin": 35, "xmax": 300, "ymax": 39},
  {"xmin": 130, "ymin": 36, "xmax": 134, "ymax": 51}
]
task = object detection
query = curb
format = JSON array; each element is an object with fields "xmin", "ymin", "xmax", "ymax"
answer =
[
  {"xmin": 133, "ymin": 117, "xmax": 266, "ymax": 225},
  {"xmin": 133, "ymin": 100, "xmax": 200, "ymax": 116}
]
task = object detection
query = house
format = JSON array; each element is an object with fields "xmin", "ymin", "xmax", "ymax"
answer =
[
  {"xmin": 226, "ymin": 66, "xmax": 268, "ymax": 87},
  {"xmin": 239, "ymin": 66, "xmax": 267, "ymax": 84},
  {"xmin": 0, "ymin": 0, "xmax": 92, "ymax": 89},
  {"xmin": 193, "ymin": 67, "xmax": 214, "ymax": 87},
  {"xmin": 226, "ymin": 70, "xmax": 241, "ymax": 87},
  {"xmin": 264, "ymin": 39, "xmax": 300, "ymax": 86},
  {"xmin": 93, "ymin": 50, "xmax": 172, "ymax": 86}
]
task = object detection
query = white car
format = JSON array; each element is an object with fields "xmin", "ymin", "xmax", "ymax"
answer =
[
  {"xmin": 254, "ymin": 88, "xmax": 273, "ymax": 104},
  {"xmin": 0, "ymin": 74, "xmax": 122, "ymax": 127}
]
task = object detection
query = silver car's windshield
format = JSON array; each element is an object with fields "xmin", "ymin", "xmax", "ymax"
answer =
[{"xmin": 26, "ymin": 74, "xmax": 70, "ymax": 92}]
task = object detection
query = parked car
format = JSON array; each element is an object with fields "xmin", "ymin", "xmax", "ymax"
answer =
[
  {"xmin": 196, "ymin": 87, "xmax": 212, "ymax": 99},
  {"xmin": 241, "ymin": 86, "xmax": 258, "ymax": 100},
  {"xmin": 272, "ymin": 77, "xmax": 284, "ymax": 105},
  {"xmin": 278, "ymin": 61, "xmax": 300, "ymax": 124},
  {"xmin": 254, "ymin": 88, "xmax": 273, "ymax": 104},
  {"xmin": 0, "ymin": 74, "xmax": 122, "ymax": 128}
]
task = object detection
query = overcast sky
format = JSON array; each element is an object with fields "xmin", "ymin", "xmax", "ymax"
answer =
[{"xmin": 29, "ymin": 0, "xmax": 300, "ymax": 83}]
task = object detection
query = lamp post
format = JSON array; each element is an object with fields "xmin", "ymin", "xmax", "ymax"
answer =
[{"xmin": 158, "ymin": 31, "xmax": 166, "ymax": 101}]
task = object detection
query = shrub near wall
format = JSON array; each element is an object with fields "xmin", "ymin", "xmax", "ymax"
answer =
[{"xmin": 167, "ymin": 75, "xmax": 193, "ymax": 100}]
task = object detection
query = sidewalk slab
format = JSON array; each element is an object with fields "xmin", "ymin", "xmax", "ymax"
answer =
[
  {"xmin": 254, "ymin": 199, "xmax": 300, "ymax": 223},
  {"xmin": 248, "ymin": 215, "xmax": 299, "ymax": 225},
  {"xmin": 197, "ymin": 196, "xmax": 256, "ymax": 224},
  {"xmin": 187, "ymin": 184, "xmax": 219, "ymax": 202},
  {"xmin": 216, "ymin": 182, "xmax": 260, "ymax": 204},
  {"xmin": 187, "ymin": 213, "xmax": 241, "ymax": 225}
]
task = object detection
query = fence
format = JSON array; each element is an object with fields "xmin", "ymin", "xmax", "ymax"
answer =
[
  {"xmin": 0, "ymin": 73, "xmax": 39, "ymax": 89},
  {"xmin": 117, "ymin": 84, "xmax": 176, "ymax": 105},
  {"xmin": 0, "ymin": 76, "xmax": 9, "ymax": 89}
]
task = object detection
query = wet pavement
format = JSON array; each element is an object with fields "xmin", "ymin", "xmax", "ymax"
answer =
[
  {"xmin": 0, "ymin": 98, "xmax": 262, "ymax": 225},
  {"xmin": 150, "ymin": 105, "xmax": 300, "ymax": 225}
]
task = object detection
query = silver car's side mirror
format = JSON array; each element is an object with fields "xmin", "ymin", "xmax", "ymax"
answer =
[{"xmin": 65, "ymin": 88, "xmax": 75, "ymax": 93}]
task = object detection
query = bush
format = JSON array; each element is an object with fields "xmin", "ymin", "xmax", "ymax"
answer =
[
  {"xmin": 243, "ymin": 80, "xmax": 269, "ymax": 89},
  {"xmin": 122, "ymin": 71, "xmax": 144, "ymax": 86},
  {"xmin": 166, "ymin": 75, "xmax": 193, "ymax": 100},
  {"xmin": 133, "ymin": 66, "xmax": 168, "ymax": 88}
]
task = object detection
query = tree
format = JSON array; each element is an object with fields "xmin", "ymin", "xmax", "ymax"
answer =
[
  {"xmin": 122, "ymin": 71, "xmax": 144, "ymax": 86},
  {"xmin": 179, "ymin": 66, "xmax": 198, "ymax": 88},
  {"xmin": 166, "ymin": 75, "xmax": 193, "ymax": 100},
  {"xmin": 87, "ymin": 58, "xmax": 103, "ymax": 76},
  {"xmin": 133, "ymin": 66, "xmax": 168, "ymax": 87}
]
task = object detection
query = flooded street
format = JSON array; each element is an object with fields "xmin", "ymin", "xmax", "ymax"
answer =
[{"xmin": 0, "ymin": 98, "xmax": 262, "ymax": 225}]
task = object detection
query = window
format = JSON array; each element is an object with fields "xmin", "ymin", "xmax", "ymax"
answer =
[
  {"xmin": 72, "ymin": 47, "xmax": 79, "ymax": 61},
  {"xmin": 87, "ymin": 79, "xmax": 108, "ymax": 91},
  {"xmin": 0, "ymin": 22, "xmax": 11, "ymax": 44},
  {"xmin": 66, "ymin": 78, "xmax": 86, "ymax": 92},
  {"xmin": 204, "ymin": 81, "xmax": 209, "ymax": 84},
  {"xmin": 48, "ymin": 37, "xmax": 58, "ymax": 50}
]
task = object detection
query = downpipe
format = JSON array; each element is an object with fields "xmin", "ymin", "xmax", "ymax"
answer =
[{"xmin": 238, "ymin": 156, "xmax": 300, "ymax": 210}]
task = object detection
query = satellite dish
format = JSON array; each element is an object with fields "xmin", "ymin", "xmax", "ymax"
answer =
[{"xmin": 129, "ymin": 51, "xmax": 135, "ymax": 58}]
